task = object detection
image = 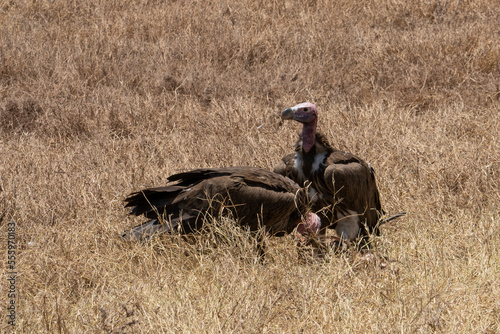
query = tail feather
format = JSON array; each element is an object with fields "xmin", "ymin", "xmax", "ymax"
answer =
[
  {"xmin": 125, "ymin": 186, "xmax": 184, "ymax": 217},
  {"xmin": 121, "ymin": 213, "xmax": 201, "ymax": 241},
  {"xmin": 379, "ymin": 212, "xmax": 406, "ymax": 225},
  {"xmin": 121, "ymin": 219, "xmax": 171, "ymax": 241}
]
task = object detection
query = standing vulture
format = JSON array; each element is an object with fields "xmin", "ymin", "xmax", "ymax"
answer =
[
  {"xmin": 122, "ymin": 167, "xmax": 321, "ymax": 250},
  {"xmin": 274, "ymin": 102, "xmax": 383, "ymax": 245}
]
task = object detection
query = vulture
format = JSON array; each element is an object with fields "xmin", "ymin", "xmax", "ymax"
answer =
[
  {"xmin": 274, "ymin": 102, "xmax": 385, "ymax": 245},
  {"xmin": 122, "ymin": 166, "xmax": 321, "ymax": 253}
]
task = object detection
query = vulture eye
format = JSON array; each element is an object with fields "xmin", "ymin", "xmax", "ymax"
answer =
[{"xmin": 303, "ymin": 108, "xmax": 308, "ymax": 112}]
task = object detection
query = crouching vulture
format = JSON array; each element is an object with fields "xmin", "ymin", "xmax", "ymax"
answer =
[
  {"xmin": 122, "ymin": 166, "xmax": 321, "ymax": 254},
  {"xmin": 275, "ymin": 102, "xmax": 385, "ymax": 245}
]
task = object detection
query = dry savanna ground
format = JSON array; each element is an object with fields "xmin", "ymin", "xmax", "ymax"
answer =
[{"xmin": 1, "ymin": 0, "xmax": 499, "ymax": 332}]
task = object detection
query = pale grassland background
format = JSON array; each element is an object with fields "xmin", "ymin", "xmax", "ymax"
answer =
[{"xmin": 0, "ymin": 0, "xmax": 499, "ymax": 333}]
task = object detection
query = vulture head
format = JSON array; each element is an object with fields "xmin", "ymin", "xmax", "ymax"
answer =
[
  {"xmin": 281, "ymin": 102, "xmax": 318, "ymax": 123},
  {"xmin": 281, "ymin": 102, "xmax": 318, "ymax": 152},
  {"xmin": 297, "ymin": 212, "xmax": 321, "ymax": 236}
]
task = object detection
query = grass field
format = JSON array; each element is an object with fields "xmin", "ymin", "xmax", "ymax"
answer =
[{"xmin": 1, "ymin": 0, "xmax": 499, "ymax": 332}]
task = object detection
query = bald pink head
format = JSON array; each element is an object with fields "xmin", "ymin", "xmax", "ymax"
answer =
[
  {"xmin": 297, "ymin": 212, "xmax": 321, "ymax": 236},
  {"xmin": 281, "ymin": 102, "xmax": 318, "ymax": 123},
  {"xmin": 281, "ymin": 102, "xmax": 318, "ymax": 152}
]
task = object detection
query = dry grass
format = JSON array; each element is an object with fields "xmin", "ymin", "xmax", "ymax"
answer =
[{"xmin": 1, "ymin": 0, "xmax": 499, "ymax": 332}]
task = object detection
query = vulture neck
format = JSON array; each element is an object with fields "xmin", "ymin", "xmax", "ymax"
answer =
[
  {"xmin": 298, "ymin": 119, "xmax": 319, "ymax": 178},
  {"xmin": 301, "ymin": 119, "xmax": 317, "ymax": 153}
]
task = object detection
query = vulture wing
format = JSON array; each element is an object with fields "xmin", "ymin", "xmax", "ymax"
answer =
[
  {"xmin": 122, "ymin": 167, "xmax": 316, "ymax": 241},
  {"xmin": 322, "ymin": 153, "xmax": 382, "ymax": 235}
]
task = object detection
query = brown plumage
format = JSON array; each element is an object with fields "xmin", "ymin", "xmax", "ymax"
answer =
[
  {"xmin": 275, "ymin": 102, "xmax": 384, "ymax": 244},
  {"xmin": 122, "ymin": 167, "xmax": 321, "ymax": 244}
]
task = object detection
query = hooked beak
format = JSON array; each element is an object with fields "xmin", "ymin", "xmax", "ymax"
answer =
[{"xmin": 281, "ymin": 107, "xmax": 296, "ymax": 120}]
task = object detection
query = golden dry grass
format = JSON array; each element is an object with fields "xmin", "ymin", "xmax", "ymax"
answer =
[{"xmin": 1, "ymin": 0, "xmax": 499, "ymax": 332}]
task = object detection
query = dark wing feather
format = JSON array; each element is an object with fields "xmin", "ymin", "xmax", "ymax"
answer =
[
  {"xmin": 123, "ymin": 167, "xmax": 308, "ymax": 240},
  {"xmin": 207, "ymin": 175, "xmax": 301, "ymax": 234},
  {"xmin": 125, "ymin": 186, "xmax": 185, "ymax": 217},
  {"xmin": 232, "ymin": 166, "xmax": 299, "ymax": 193},
  {"xmin": 167, "ymin": 168, "xmax": 234, "ymax": 185},
  {"xmin": 323, "ymin": 158, "xmax": 382, "ymax": 229}
]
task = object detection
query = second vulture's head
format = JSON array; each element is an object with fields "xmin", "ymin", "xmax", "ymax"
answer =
[
  {"xmin": 297, "ymin": 212, "xmax": 321, "ymax": 236},
  {"xmin": 281, "ymin": 102, "xmax": 318, "ymax": 152}
]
